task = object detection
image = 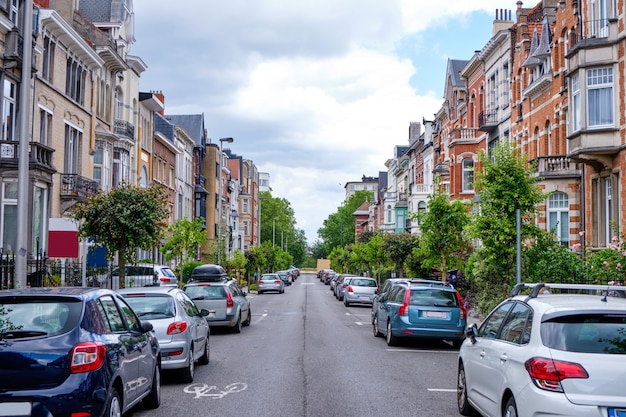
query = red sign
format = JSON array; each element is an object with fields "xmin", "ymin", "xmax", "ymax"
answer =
[{"xmin": 47, "ymin": 230, "xmax": 79, "ymax": 258}]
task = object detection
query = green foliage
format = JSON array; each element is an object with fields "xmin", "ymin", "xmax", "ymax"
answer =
[
  {"xmin": 317, "ymin": 190, "xmax": 374, "ymax": 252},
  {"xmin": 582, "ymin": 237, "xmax": 626, "ymax": 284},
  {"xmin": 522, "ymin": 231, "xmax": 585, "ymax": 284},
  {"xmin": 181, "ymin": 261, "xmax": 204, "ymax": 284},
  {"xmin": 70, "ymin": 184, "xmax": 170, "ymax": 287},
  {"xmin": 259, "ymin": 191, "xmax": 307, "ymax": 266},
  {"xmin": 161, "ymin": 217, "xmax": 207, "ymax": 277},
  {"xmin": 415, "ymin": 188, "xmax": 471, "ymax": 281},
  {"xmin": 381, "ymin": 233, "xmax": 420, "ymax": 277}
]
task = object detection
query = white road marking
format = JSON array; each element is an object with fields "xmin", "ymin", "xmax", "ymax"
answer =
[
  {"xmin": 428, "ymin": 388, "xmax": 456, "ymax": 392},
  {"xmin": 385, "ymin": 349, "xmax": 458, "ymax": 354}
]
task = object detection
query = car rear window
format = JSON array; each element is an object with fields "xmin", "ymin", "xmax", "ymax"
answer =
[
  {"xmin": 122, "ymin": 294, "xmax": 175, "ymax": 319},
  {"xmin": 0, "ymin": 298, "xmax": 82, "ymax": 337},
  {"xmin": 409, "ymin": 289, "xmax": 458, "ymax": 307},
  {"xmin": 261, "ymin": 275, "xmax": 279, "ymax": 280},
  {"xmin": 185, "ymin": 285, "xmax": 227, "ymax": 300},
  {"xmin": 351, "ymin": 279, "xmax": 377, "ymax": 287},
  {"xmin": 541, "ymin": 314, "xmax": 626, "ymax": 354}
]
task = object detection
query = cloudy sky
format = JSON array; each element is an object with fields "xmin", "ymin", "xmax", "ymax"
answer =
[{"xmin": 131, "ymin": 0, "xmax": 516, "ymax": 243}]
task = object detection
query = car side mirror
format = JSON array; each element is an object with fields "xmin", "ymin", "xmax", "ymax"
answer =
[
  {"xmin": 242, "ymin": 291, "xmax": 247, "ymax": 297},
  {"xmin": 140, "ymin": 320, "xmax": 154, "ymax": 333},
  {"xmin": 200, "ymin": 308, "xmax": 211, "ymax": 317},
  {"xmin": 465, "ymin": 323, "xmax": 478, "ymax": 344}
]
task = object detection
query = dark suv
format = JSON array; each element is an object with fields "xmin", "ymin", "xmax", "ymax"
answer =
[{"xmin": 0, "ymin": 287, "xmax": 161, "ymax": 416}]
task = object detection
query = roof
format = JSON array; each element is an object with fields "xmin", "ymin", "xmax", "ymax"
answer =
[
  {"xmin": 79, "ymin": 0, "xmax": 123, "ymax": 24},
  {"xmin": 154, "ymin": 113, "xmax": 175, "ymax": 142},
  {"xmin": 165, "ymin": 114, "xmax": 206, "ymax": 146},
  {"xmin": 448, "ymin": 59, "xmax": 470, "ymax": 88}
]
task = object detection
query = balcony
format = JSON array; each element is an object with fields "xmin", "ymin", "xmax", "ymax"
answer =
[
  {"xmin": 478, "ymin": 109, "xmax": 498, "ymax": 132},
  {"xmin": 532, "ymin": 155, "xmax": 581, "ymax": 179},
  {"xmin": 0, "ymin": 141, "xmax": 55, "ymax": 174},
  {"xmin": 395, "ymin": 192, "xmax": 408, "ymax": 208},
  {"xmin": 114, "ymin": 119, "xmax": 135, "ymax": 142},
  {"xmin": 60, "ymin": 174, "xmax": 98, "ymax": 200},
  {"xmin": 449, "ymin": 128, "xmax": 478, "ymax": 141}
]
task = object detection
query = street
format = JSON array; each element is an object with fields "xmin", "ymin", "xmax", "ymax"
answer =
[{"xmin": 128, "ymin": 272, "xmax": 462, "ymax": 417}]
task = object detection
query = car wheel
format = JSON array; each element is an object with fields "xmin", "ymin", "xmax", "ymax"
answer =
[
  {"xmin": 105, "ymin": 388, "xmax": 122, "ymax": 417},
  {"xmin": 198, "ymin": 336, "xmax": 210, "ymax": 365},
  {"xmin": 258, "ymin": 290, "xmax": 263, "ymax": 294},
  {"xmin": 143, "ymin": 365, "xmax": 161, "ymax": 409},
  {"xmin": 457, "ymin": 362, "xmax": 477, "ymax": 416},
  {"xmin": 344, "ymin": 299, "xmax": 350, "ymax": 307},
  {"xmin": 180, "ymin": 350, "xmax": 195, "ymax": 383},
  {"xmin": 243, "ymin": 308, "xmax": 251, "ymax": 326},
  {"xmin": 504, "ymin": 397, "xmax": 518, "ymax": 417},
  {"xmin": 452, "ymin": 339, "xmax": 464, "ymax": 349},
  {"xmin": 232, "ymin": 314, "xmax": 242, "ymax": 334},
  {"xmin": 386, "ymin": 321, "xmax": 398, "ymax": 346},
  {"xmin": 373, "ymin": 316, "xmax": 382, "ymax": 338}
]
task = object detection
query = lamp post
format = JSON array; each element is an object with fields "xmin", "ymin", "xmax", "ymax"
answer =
[
  {"xmin": 272, "ymin": 218, "xmax": 277, "ymax": 247},
  {"xmin": 217, "ymin": 137, "xmax": 234, "ymax": 264}
]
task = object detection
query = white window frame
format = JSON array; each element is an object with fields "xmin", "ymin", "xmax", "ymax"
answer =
[
  {"xmin": 2, "ymin": 78, "xmax": 17, "ymax": 141},
  {"xmin": 547, "ymin": 192, "xmax": 570, "ymax": 245},
  {"xmin": 462, "ymin": 158, "xmax": 474, "ymax": 192},
  {"xmin": 587, "ymin": 67, "xmax": 613, "ymax": 128}
]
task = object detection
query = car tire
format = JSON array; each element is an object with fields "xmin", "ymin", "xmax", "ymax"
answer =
[
  {"xmin": 452, "ymin": 339, "xmax": 463, "ymax": 349},
  {"xmin": 198, "ymin": 336, "xmax": 210, "ymax": 365},
  {"xmin": 344, "ymin": 299, "xmax": 350, "ymax": 307},
  {"xmin": 105, "ymin": 388, "xmax": 122, "ymax": 417},
  {"xmin": 180, "ymin": 351, "xmax": 195, "ymax": 383},
  {"xmin": 143, "ymin": 365, "xmax": 161, "ymax": 409},
  {"xmin": 457, "ymin": 362, "xmax": 477, "ymax": 416},
  {"xmin": 258, "ymin": 291, "xmax": 263, "ymax": 294},
  {"xmin": 386, "ymin": 321, "xmax": 398, "ymax": 346},
  {"xmin": 243, "ymin": 309, "xmax": 251, "ymax": 326},
  {"xmin": 373, "ymin": 316, "xmax": 382, "ymax": 337},
  {"xmin": 504, "ymin": 397, "xmax": 518, "ymax": 417},
  {"xmin": 232, "ymin": 314, "xmax": 242, "ymax": 334}
]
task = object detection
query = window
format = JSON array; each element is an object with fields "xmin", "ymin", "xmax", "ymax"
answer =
[
  {"xmin": 93, "ymin": 142, "xmax": 111, "ymax": 191},
  {"xmin": 1, "ymin": 181, "xmax": 17, "ymax": 252},
  {"xmin": 499, "ymin": 303, "xmax": 532, "ymax": 344},
  {"xmin": 587, "ymin": 67, "xmax": 613, "ymax": 127},
  {"xmin": 462, "ymin": 158, "xmax": 474, "ymax": 192},
  {"xmin": 548, "ymin": 192, "xmax": 570, "ymax": 245},
  {"xmin": 396, "ymin": 208, "xmax": 407, "ymax": 232},
  {"xmin": 9, "ymin": 0, "xmax": 18, "ymax": 25},
  {"xmin": 478, "ymin": 302, "xmax": 514, "ymax": 339},
  {"xmin": 112, "ymin": 148, "xmax": 130, "ymax": 187},
  {"xmin": 571, "ymin": 73, "xmax": 580, "ymax": 132},
  {"xmin": 591, "ymin": 174, "xmax": 619, "ymax": 247},
  {"xmin": 65, "ymin": 56, "xmax": 86, "ymax": 105},
  {"xmin": 32, "ymin": 184, "xmax": 47, "ymax": 254},
  {"xmin": 2, "ymin": 79, "xmax": 17, "ymax": 141},
  {"xmin": 39, "ymin": 109, "xmax": 52, "ymax": 146},
  {"xmin": 64, "ymin": 124, "xmax": 82, "ymax": 174},
  {"xmin": 42, "ymin": 35, "xmax": 55, "ymax": 82}
]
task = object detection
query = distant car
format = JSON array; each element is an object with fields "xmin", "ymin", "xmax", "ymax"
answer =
[
  {"xmin": 0, "ymin": 287, "xmax": 161, "ymax": 416},
  {"xmin": 258, "ymin": 273, "xmax": 285, "ymax": 294},
  {"xmin": 103, "ymin": 263, "xmax": 178, "ymax": 289},
  {"xmin": 276, "ymin": 270, "xmax": 292, "ymax": 286},
  {"xmin": 373, "ymin": 279, "xmax": 466, "ymax": 347},
  {"xmin": 183, "ymin": 264, "xmax": 251, "ymax": 333},
  {"xmin": 343, "ymin": 277, "xmax": 378, "ymax": 307},
  {"xmin": 289, "ymin": 266, "xmax": 300, "ymax": 279},
  {"xmin": 458, "ymin": 282, "xmax": 626, "ymax": 417},
  {"xmin": 323, "ymin": 271, "xmax": 336, "ymax": 285},
  {"xmin": 118, "ymin": 286, "xmax": 211, "ymax": 382},
  {"xmin": 336, "ymin": 276, "xmax": 355, "ymax": 301}
]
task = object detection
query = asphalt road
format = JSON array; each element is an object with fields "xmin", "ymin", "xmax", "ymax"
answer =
[{"xmin": 128, "ymin": 272, "xmax": 463, "ymax": 417}]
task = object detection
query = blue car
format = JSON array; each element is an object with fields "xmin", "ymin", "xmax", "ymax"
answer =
[
  {"xmin": 372, "ymin": 279, "xmax": 466, "ymax": 347},
  {"xmin": 0, "ymin": 287, "xmax": 161, "ymax": 417}
]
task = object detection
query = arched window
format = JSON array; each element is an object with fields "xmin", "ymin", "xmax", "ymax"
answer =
[{"xmin": 547, "ymin": 192, "xmax": 569, "ymax": 245}]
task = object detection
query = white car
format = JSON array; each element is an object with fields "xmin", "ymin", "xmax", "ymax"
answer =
[
  {"xmin": 103, "ymin": 263, "xmax": 178, "ymax": 289},
  {"xmin": 457, "ymin": 282, "xmax": 626, "ymax": 417}
]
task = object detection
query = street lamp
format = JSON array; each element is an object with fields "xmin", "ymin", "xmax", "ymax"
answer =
[
  {"xmin": 272, "ymin": 218, "xmax": 277, "ymax": 247},
  {"xmin": 217, "ymin": 137, "xmax": 234, "ymax": 264}
]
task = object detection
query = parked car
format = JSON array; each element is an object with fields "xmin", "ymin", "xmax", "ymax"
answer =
[
  {"xmin": 323, "ymin": 271, "xmax": 336, "ymax": 285},
  {"xmin": 372, "ymin": 278, "xmax": 454, "ymax": 324},
  {"xmin": 318, "ymin": 269, "xmax": 334, "ymax": 282},
  {"xmin": 289, "ymin": 266, "xmax": 300, "ymax": 279},
  {"xmin": 458, "ymin": 282, "xmax": 626, "ymax": 417},
  {"xmin": 329, "ymin": 273, "xmax": 343, "ymax": 293},
  {"xmin": 103, "ymin": 263, "xmax": 178, "ymax": 289},
  {"xmin": 276, "ymin": 270, "xmax": 292, "ymax": 286},
  {"xmin": 0, "ymin": 287, "xmax": 161, "ymax": 416},
  {"xmin": 335, "ymin": 275, "xmax": 355, "ymax": 301},
  {"xmin": 183, "ymin": 264, "xmax": 251, "ymax": 333},
  {"xmin": 118, "ymin": 286, "xmax": 211, "ymax": 382},
  {"xmin": 258, "ymin": 273, "xmax": 285, "ymax": 294},
  {"xmin": 343, "ymin": 277, "xmax": 378, "ymax": 307},
  {"xmin": 373, "ymin": 279, "xmax": 466, "ymax": 347}
]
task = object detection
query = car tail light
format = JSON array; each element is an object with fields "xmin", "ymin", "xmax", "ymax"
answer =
[
  {"xmin": 274, "ymin": 280, "xmax": 281, "ymax": 284},
  {"xmin": 525, "ymin": 357, "xmax": 589, "ymax": 392},
  {"xmin": 398, "ymin": 288, "xmax": 411, "ymax": 316},
  {"xmin": 226, "ymin": 290, "xmax": 234, "ymax": 308},
  {"xmin": 70, "ymin": 342, "xmax": 107, "ymax": 373},
  {"xmin": 455, "ymin": 291, "xmax": 467, "ymax": 319},
  {"xmin": 159, "ymin": 277, "xmax": 172, "ymax": 283},
  {"xmin": 167, "ymin": 321, "xmax": 188, "ymax": 335},
  {"xmin": 259, "ymin": 280, "xmax": 265, "ymax": 284},
  {"xmin": 347, "ymin": 286, "xmax": 354, "ymax": 293}
]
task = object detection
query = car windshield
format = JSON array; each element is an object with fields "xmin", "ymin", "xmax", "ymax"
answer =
[
  {"xmin": 185, "ymin": 285, "xmax": 227, "ymax": 300},
  {"xmin": 261, "ymin": 275, "xmax": 279, "ymax": 280},
  {"xmin": 0, "ymin": 299, "xmax": 82, "ymax": 338},
  {"xmin": 161, "ymin": 268, "xmax": 176, "ymax": 278},
  {"xmin": 541, "ymin": 313, "xmax": 626, "ymax": 354},
  {"xmin": 409, "ymin": 289, "xmax": 458, "ymax": 307},
  {"xmin": 122, "ymin": 294, "xmax": 175, "ymax": 318}
]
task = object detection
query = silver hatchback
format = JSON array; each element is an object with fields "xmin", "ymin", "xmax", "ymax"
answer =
[
  {"xmin": 258, "ymin": 273, "xmax": 285, "ymax": 294},
  {"xmin": 343, "ymin": 277, "xmax": 378, "ymax": 307},
  {"xmin": 118, "ymin": 286, "xmax": 210, "ymax": 383}
]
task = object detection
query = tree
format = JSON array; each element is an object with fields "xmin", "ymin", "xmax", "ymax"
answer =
[
  {"xmin": 70, "ymin": 184, "xmax": 169, "ymax": 288},
  {"xmin": 161, "ymin": 217, "xmax": 207, "ymax": 279},
  {"xmin": 415, "ymin": 187, "xmax": 471, "ymax": 282},
  {"xmin": 317, "ymin": 190, "xmax": 373, "ymax": 251},
  {"xmin": 465, "ymin": 141, "xmax": 545, "ymax": 313},
  {"xmin": 259, "ymin": 191, "xmax": 306, "ymax": 265},
  {"xmin": 381, "ymin": 233, "xmax": 420, "ymax": 278}
]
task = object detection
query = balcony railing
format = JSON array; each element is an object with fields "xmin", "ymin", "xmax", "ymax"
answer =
[
  {"xmin": 0, "ymin": 141, "xmax": 55, "ymax": 173},
  {"xmin": 449, "ymin": 128, "xmax": 478, "ymax": 141},
  {"xmin": 61, "ymin": 174, "xmax": 98, "ymax": 199},
  {"xmin": 114, "ymin": 120, "xmax": 135, "ymax": 141},
  {"xmin": 478, "ymin": 109, "xmax": 498, "ymax": 132},
  {"xmin": 532, "ymin": 155, "xmax": 581, "ymax": 179}
]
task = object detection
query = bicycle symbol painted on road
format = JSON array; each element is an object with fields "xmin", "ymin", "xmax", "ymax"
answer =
[{"xmin": 183, "ymin": 382, "xmax": 248, "ymax": 399}]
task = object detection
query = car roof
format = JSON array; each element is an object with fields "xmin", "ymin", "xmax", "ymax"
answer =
[
  {"xmin": 0, "ymin": 286, "xmax": 113, "ymax": 301},
  {"xmin": 117, "ymin": 286, "xmax": 180, "ymax": 295}
]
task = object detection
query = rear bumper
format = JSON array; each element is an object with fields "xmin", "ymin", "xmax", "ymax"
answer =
[{"xmin": 159, "ymin": 340, "xmax": 191, "ymax": 370}]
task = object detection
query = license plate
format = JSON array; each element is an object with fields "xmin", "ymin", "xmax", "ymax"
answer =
[
  {"xmin": 608, "ymin": 409, "xmax": 626, "ymax": 417},
  {"xmin": 0, "ymin": 403, "xmax": 31, "ymax": 416},
  {"xmin": 425, "ymin": 311, "xmax": 446, "ymax": 318}
]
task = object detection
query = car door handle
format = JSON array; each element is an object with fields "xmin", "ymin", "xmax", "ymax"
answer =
[
  {"xmin": 479, "ymin": 350, "xmax": 486, "ymax": 359},
  {"xmin": 499, "ymin": 354, "xmax": 508, "ymax": 363}
]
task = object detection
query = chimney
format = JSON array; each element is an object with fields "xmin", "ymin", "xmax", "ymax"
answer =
[{"xmin": 153, "ymin": 91, "xmax": 165, "ymax": 115}]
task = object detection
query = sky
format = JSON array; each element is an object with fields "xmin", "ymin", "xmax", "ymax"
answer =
[{"xmin": 131, "ymin": 0, "xmax": 517, "ymax": 244}]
